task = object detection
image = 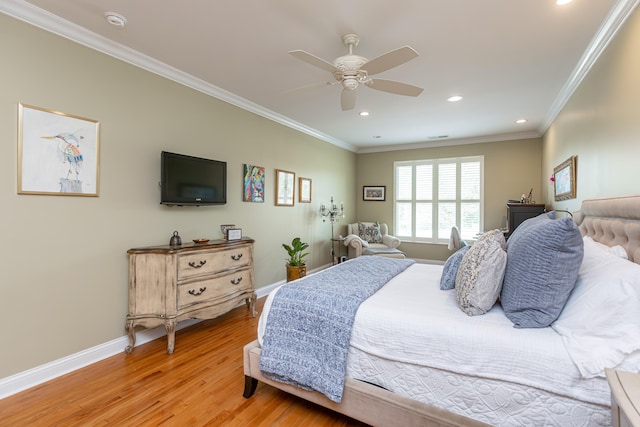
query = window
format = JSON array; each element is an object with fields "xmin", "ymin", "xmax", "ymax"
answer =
[{"xmin": 394, "ymin": 156, "xmax": 483, "ymax": 242}]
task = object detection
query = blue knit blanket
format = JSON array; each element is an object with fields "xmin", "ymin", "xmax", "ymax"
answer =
[{"xmin": 259, "ymin": 256, "xmax": 415, "ymax": 402}]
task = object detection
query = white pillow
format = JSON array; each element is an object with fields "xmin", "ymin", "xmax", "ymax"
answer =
[
  {"xmin": 583, "ymin": 236, "xmax": 628, "ymax": 259},
  {"xmin": 551, "ymin": 236, "xmax": 640, "ymax": 378}
]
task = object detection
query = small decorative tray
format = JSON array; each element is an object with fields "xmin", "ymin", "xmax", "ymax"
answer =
[{"xmin": 192, "ymin": 238, "xmax": 209, "ymax": 244}]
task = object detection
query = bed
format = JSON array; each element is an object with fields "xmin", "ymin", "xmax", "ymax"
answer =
[{"xmin": 243, "ymin": 195, "xmax": 640, "ymax": 426}]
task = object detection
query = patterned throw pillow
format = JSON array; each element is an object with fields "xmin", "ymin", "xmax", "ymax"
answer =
[
  {"xmin": 455, "ymin": 229, "xmax": 507, "ymax": 316},
  {"xmin": 358, "ymin": 222, "xmax": 384, "ymax": 244}
]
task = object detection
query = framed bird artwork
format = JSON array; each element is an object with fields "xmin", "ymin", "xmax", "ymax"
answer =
[{"xmin": 18, "ymin": 103, "xmax": 100, "ymax": 196}]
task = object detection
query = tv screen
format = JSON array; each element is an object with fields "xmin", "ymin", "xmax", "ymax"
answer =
[{"xmin": 161, "ymin": 151, "xmax": 226, "ymax": 206}]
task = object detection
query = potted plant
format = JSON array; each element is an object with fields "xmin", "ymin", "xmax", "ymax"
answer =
[{"xmin": 282, "ymin": 237, "xmax": 309, "ymax": 282}]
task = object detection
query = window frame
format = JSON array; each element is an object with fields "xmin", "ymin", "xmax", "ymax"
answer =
[{"xmin": 394, "ymin": 155, "xmax": 484, "ymax": 244}]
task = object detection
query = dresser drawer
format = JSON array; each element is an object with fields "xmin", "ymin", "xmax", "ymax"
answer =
[
  {"xmin": 177, "ymin": 245, "xmax": 251, "ymax": 280},
  {"xmin": 177, "ymin": 268, "xmax": 253, "ymax": 309}
]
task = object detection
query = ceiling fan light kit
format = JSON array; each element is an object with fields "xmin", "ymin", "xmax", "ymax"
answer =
[{"xmin": 288, "ymin": 33, "xmax": 423, "ymax": 111}]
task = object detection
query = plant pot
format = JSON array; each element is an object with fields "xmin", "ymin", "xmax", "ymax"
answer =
[{"xmin": 286, "ymin": 264, "xmax": 306, "ymax": 282}]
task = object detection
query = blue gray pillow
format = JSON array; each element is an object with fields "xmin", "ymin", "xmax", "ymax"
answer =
[
  {"xmin": 440, "ymin": 246, "xmax": 470, "ymax": 290},
  {"xmin": 501, "ymin": 215, "xmax": 584, "ymax": 328}
]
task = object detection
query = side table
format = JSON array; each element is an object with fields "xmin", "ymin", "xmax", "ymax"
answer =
[
  {"xmin": 606, "ymin": 368, "xmax": 640, "ymax": 427},
  {"xmin": 330, "ymin": 237, "xmax": 347, "ymax": 265}
]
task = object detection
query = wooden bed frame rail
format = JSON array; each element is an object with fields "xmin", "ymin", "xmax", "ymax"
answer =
[{"xmin": 243, "ymin": 340, "xmax": 489, "ymax": 427}]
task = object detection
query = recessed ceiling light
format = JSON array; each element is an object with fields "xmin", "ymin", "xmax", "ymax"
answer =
[
  {"xmin": 359, "ymin": 111, "xmax": 370, "ymax": 116},
  {"xmin": 105, "ymin": 12, "xmax": 127, "ymax": 28},
  {"xmin": 515, "ymin": 119, "xmax": 528, "ymax": 124},
  {"xmin": 447, "ymin": 95, "xmax": 463, "ymax": 102},
  {"xmin": 556, "ymin": 0, "xmax": 572, "ymax": 5}
]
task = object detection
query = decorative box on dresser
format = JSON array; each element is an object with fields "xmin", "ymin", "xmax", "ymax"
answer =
[
  {"xmin": 607, "ymin": 368, "xmax": 640, "ymax": 427},
  {"xmin": 125, "ymin": 237, "xmax": 256, "ymax": 354}
]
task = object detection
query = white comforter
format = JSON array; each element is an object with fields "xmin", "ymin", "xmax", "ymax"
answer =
[
  {"xmin": 259, "ymin": 262, "xmax": 609, "ymax": 407},
  {"xmin": 349, "ymin": 263, "xmax": 608, "ymax": 406}
]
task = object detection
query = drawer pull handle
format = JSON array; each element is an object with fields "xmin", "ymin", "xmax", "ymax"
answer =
[
  {"xmin": 231, "ymin": 253, "xmax": 243, "ymax": 261},
  {"xmin": 188, "ymin": 287, "xmax": 207, "ymax": 296},
  {"xmin": 188, "ymin": 260, "xmax": 207, "ymax": 268},
  {"xmin": 231, "ymin": 277, "xmax": 243, "ymax": 285}
]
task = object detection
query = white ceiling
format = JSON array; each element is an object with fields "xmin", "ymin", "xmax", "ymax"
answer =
[{"xmin": 3, "ymin": 0, "xmax": 637, "ymax": 152}]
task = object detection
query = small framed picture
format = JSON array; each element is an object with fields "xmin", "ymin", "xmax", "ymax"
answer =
[
  {"xmin": 363, "ymin": 185, "xmax": 386, "ymax": 201},
  {"xmin": 275, "ymin": 169, "xmax": 295, "ymax": 206},
  {"xmin": 299, "ymin": 177, "xmax": 312, "ymax": 203},
  {"xmin": 243, "ymin": 164, "xmax": 265, "ymax": 203},
  {"xmin": 227, "ymin": 228, "xmax": 242, "ymax": 240}
]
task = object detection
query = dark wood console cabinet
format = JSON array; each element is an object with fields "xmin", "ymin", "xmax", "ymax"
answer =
[{"xmin": 506, "ymin": 203, "xmax": 546, "ymax": 237}]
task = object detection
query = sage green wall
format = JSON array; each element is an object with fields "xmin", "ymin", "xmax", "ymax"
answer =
[
  {"xmin": 0, "ymin": 14, "xmax": 356, "ymax": 378},
  {"xmin": 542, "ymin": 6, "xmax": 640, "ymax": 211},
  {"xmin": 355, "ymin": 138, "xmax": 542, "ymax": 261}
]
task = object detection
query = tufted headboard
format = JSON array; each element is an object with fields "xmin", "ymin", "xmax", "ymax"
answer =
[{"xmin": 573, "ymin": 195, "xmax": 640, "ymax": 264}]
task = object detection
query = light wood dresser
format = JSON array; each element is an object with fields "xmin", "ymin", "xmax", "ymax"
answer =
[
  {"xmin": 607, "ymin": 368, "xmax": 640, "ymax": 427},
  {"xmin": 125, "ymin": 237, "xmax": 256, "ymax": 354}
]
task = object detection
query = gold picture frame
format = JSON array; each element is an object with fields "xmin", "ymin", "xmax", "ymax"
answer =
[
  {"xmin": 18, "ymin": 103, "xmax": 100, "ymax": 196},
  {"xmin": 553, "ymin": 156, "xmax": 577, "ymax": 201},
  {"xmin": 298, "ymin": 177, "xmax": 312, "ymax": 203},
  {"xmin": 275, "ymin": 169, "xmax": 295, "ymax": 206}
]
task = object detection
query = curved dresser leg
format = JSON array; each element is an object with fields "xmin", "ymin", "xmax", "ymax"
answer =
[
  {"xmin": 124, "ymin": 319, "xmax": 136, "ymax": 354},
  {"xmin": 246, "ymin": 293, "xmax": 257, "ymax": 317},
  {"xmin": 165, "ymin": 319, "xmax": 177, "ymax": 354}
]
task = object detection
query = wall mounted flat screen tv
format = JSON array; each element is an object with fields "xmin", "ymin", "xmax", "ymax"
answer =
[{"xmin": 160, "ymin": 151, "xmax": 226, "ymax": 206}]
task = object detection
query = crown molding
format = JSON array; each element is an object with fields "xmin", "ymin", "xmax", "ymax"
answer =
[
  {"xmin": 0, "ymin": 0, "xmax": 356, "ymax": 152},
  {"xmin": 2, "ymin": 0, "xmax": 636, "ymax": 153},
  {"xmin": 356, "ymin": 131, "xmax": 541, "ymax": 154},
  {"xmin": 540, "ymin": 0, "xmax": 640, "ymax": 133}
]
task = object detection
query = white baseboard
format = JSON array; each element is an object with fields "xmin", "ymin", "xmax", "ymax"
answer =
[
  {"xmin": 0, "ymin": 264, "xmax": 360, "ymax": 399},
  {"xmin": 0, "ymin": 282, "xmax": 283, "ymax": 400}
]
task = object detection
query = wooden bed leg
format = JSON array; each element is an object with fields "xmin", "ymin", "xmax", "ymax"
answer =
[{"xmin": 243, "ymin": 375, "xmax": 258, "ymax": 398}]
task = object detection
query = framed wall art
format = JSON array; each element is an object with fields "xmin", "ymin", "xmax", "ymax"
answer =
[
  {"xmin": 275, "ymin": 169, "xmax": 295, "ymax": 206},
  {"xmin": 18, "ymin": 103, "xmax": 100, "ymax": 196},
  {"xmin": 553, "ymin": 156, "xmax": 577, "ymax": 201},
  {"xmin": 298, "ymin": 177, "xmax": 312, "ymax": 203},
  {"xmin": 363, "ymin": 185, "xmax": 386, "ymax": 201},
  {"xmin": 243, "ymin": 164, "xmax": 265, "ymax": 202}
]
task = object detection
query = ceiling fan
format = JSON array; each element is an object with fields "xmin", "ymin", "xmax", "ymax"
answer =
[{"xmin": 288, "ymin": 33, "xmax": 423, "ymax": 111}]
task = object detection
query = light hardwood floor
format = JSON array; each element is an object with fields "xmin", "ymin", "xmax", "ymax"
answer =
[{"xmin": 0, "ymin": 297, "xmax": 369, "ymax": 426}]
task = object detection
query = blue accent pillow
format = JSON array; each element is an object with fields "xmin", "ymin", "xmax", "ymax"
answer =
[
  {"xmin": 440, "ymin": 246, "xmax": 470, "ymax": 290},
  {"xmin": 501, "ymin": 215, "xmax": 584, "ymax": 328}
]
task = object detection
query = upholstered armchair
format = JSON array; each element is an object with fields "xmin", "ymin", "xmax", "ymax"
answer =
[{"xmin": 343, "ymin": 222, "xmax": 401, "ymax": 258}]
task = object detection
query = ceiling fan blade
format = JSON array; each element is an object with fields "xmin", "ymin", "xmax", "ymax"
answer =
[
  {"xmin": 282, "ymin": 81, "xmax": 337, "ymax": 95},
  {"xmin": 364, "ymin": 46, "xmax": 419, "ymax": 75},
  {"xmin": 341, "ymin": 89, "xmax": 356, "ymax": 111},
  {"xmin": 289, "ymin": 50, "xmax": 339, "ymax": 73},
  {"xmin": 365, "ymin": 79, "xmax": 423, "ymax": 97}
]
